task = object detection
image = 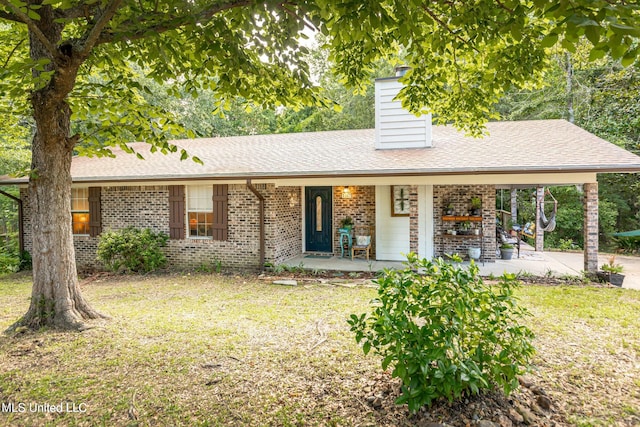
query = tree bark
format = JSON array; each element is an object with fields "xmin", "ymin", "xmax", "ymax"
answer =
[{"xmin": 10, "ymin": 2, "xmax": 107, "ymax": 330}]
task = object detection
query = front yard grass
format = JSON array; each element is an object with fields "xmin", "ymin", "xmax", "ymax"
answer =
[{"xmin": 0, "ymin": 272, "xmax": 638, "ymax": 426}]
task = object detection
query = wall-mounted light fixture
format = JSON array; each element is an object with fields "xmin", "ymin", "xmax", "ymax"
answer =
[
  {"xmin": 341, "ymin": 187, "xmax": 352, "ymax": 199},
  {"xmin": 288, "ymin": 190, "xmax": 299, "ymax": 207}
]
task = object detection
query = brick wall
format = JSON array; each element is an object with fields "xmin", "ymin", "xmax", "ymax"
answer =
[
  {"xmin": 265, "ymin": 186, "xmax": 302, "ymax": 264},
  {"xmin": 22, "ymin": 184, "xmax": 303, "ymax": 271},
  {"xmin": 165, "ymin": 184, "xmax": 262, "ymax": 270},
  {"xmin": 433, "ymin": 185, "xmax": 496, "ymax": 262},
  {"xmin": 332, "ymin": 186, "xmax": 376, "ymax": 257}
]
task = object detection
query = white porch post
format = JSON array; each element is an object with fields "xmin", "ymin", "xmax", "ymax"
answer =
[
  {"xmin": 584, "ymin": 182, "xmax": 599, "ymax": 273},
  {"xmin": 535, "ymin": 187, "xmax": 544, "ymax": 251}
]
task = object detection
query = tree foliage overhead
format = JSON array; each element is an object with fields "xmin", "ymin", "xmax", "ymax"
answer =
[
  {"xmin": 497, "ymin": 48, "xmax": 640, "ymax": 249},
  {"xmin": 1, "ymin": 0, "xmax": 639, "ymax": 143},
  {"xmin": 324, "ymin": 0, "xmax": 639, "ymax": 134}
]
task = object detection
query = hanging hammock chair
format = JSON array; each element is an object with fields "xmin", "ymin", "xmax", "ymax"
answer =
[{"xmin": 538, "ymin": 189, "xmax": 558, "ymax": 232}]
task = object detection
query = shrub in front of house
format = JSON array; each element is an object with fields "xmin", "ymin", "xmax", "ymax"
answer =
[
  {"xmin": 348, "ymin": 253, "xmax": 535, "ymax": 412},
  {"xmin": 97, "ymin": 227, "xmax": 168, "ymax": 273}
]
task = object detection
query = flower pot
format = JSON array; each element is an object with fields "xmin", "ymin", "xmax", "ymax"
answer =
[
  {"xmin": 597, "ymin": 271, "xmax": 625, "ymax": 287},
  {"xmin": 500, "ymin": 248, "xmax": 514, "ymax": 260},
  {"xmin": 610, "ymin": 273, "xmax": 625, "ymax": 287},
  {"xmin": 468, "ymin": 247, "xmax": 481, "ymax": 260}
]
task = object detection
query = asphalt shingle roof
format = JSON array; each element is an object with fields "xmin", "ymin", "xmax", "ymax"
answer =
[{"xmin": 2, "ymin": 119, "xmax": 640, "ymax": 184}]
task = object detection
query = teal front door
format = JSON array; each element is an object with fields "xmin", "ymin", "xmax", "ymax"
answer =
[{"xmin": 305, "ymin": 187, "xmax": 332, "ymax": 252}]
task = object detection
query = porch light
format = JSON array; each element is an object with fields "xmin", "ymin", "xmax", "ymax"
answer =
[{"xmin": 341, "ymin": 187, "xmax": 352, "ymax": 199}]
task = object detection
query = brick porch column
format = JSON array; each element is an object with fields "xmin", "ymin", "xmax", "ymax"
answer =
[
  {"xmin": 535, "ymin": 187, "xmax": 544, "ymax": 252},
  {"xmin": 409, "ymin": 185, "xmax": 419, "ymax": 254},
  {"xmin": 583, "ymin": 182, "xmax": 599, "ymax": 273}
]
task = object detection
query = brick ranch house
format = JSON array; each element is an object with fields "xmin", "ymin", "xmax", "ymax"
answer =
[{"xmin": 3, "ymin": 76, "xmax": 640, "ymax": 273}]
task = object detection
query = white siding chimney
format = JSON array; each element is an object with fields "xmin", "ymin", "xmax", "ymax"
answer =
[{"xmin": 375, "ymin": 75, "xmax": 432, "ymax": 149}]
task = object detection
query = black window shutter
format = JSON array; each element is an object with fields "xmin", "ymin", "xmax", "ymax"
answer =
[
  {"xmin": 169, "ymin": 185, "xmax": 185, "ymax": 239},
  {"xmin": 88, "ymin": 187, "xmax": 102, "ymax": 237},
  {"xmin": 212, "ymin": 184, "xmax": 228, "ymax": 241}
]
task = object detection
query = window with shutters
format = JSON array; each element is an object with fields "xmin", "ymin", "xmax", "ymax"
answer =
[
  {"xmin": 187, "ymin": 185, "xmax": 214, "ymax": 238},
  {"xmin": 71, "ymin": 188, "xmax": 90, "ymax": 235}
]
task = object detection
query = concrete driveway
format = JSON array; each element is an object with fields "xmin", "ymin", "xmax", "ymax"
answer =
[{"xmin": 477, "ymin": 247, "xmax": 640, "ymax": 290}]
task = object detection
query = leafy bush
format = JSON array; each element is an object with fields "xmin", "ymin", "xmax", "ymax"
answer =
[
  {"xmin": 558, "ymin": 238, "xmax": 579, "ymax": 251},
  {"xmin": 97, "ymin": 227, "xmax": 168, "ymax": 273},
  {"xmin": 348, "ymin": 253, "xmax": 535, "ymax": 412},
  {"xmin": 613, "ymin": 236, "xmax": 640, "ymax": 254},
  {"xmin": 0, "ymin": 251, "xmax": 20, "ymax": 274}
]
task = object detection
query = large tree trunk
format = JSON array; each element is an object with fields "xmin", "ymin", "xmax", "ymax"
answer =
[
  {"xmin": 15, "ymin": 99, "xmax": 107, "ymax": 330},
  {"xmin": 10, "ymin": 2, "xmax": 107, "ymax": 330}
]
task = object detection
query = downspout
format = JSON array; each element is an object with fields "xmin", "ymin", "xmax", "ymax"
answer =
[
  {"xmin": 246, "ymin": 179, "xmax": 265, "ymax": 271},
  {"xmin": 0, "ymin": 189, "xmax": 24, "ymax": 254}
]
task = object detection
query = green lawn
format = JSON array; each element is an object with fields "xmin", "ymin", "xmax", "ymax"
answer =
[{"xmin": 0, "ymin": 272, "xmax": 638, "ymax": 426}]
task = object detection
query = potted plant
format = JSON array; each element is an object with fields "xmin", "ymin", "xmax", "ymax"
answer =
[
  {"xmin": 500, "ymin": 243, "xmax": 515, "ymax": 260},
  {"xmin": 470, "ymin": 196, "xmax": 482, "ymax": 216},
  {"xmin": 468, "ymin": 246, "xmax": 481, "ymax": 261},
  {"xmin": 459, "ymin": 220, "xmax": 472, "ymax": 235},
  {"xmin": 597, "ymin": 256, "xmax": 625, "ymax": 286},
  {"xmin": 339, "ymin": 216, "xmax": 354, "ymax": 233},
  {"xmin": 444, "ymin": 202, "xmax": 455, "ymax": 216}
]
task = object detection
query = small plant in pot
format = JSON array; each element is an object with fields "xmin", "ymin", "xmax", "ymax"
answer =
[
  {"xmin": 597, "ymin": 256, "xmax": 625, "ymax": 286},
  {"xmin": 500, "ymin": 243, "xmax": 515, "ymax": 260},
  {"xmin": 339, "ymin": 216, "xmax": 354, "ymax": 233},
  {"xmin": 470, "ymin": 196, "xmax": 482, "ymax": 216},
  {"xmin": 444, "ymin": 202, "xmax": 455, "ymax": 216},
  {"xmin": 459, "ymin": 220, "xmax": 472, "ymax": 235}
]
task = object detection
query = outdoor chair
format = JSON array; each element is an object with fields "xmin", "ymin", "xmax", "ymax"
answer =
[{"xmin": 351, "ymin": 225, "xmax": 373, "ymax": 261}]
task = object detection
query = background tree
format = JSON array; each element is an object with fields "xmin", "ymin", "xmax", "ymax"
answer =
[
  {"xmin": 498, "ymin": 44, "xmax": 640, "ymax": 250},
  {"xmin": 0, "ymin": 1, "xmax": 638, "ymax": 330}
]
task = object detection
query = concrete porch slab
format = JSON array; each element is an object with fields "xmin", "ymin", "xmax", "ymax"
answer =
[{"xmin": 281, "ymin": 248, "xmax": 640, "ymax": 290}]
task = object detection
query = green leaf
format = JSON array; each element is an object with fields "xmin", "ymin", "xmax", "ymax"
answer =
[
  {"xmin": 362, "ymin": 341, "xmax": 371, "ymax": 355},
  {"xmin": 584, "ymin": 26, "xmax": 600, "ymax": 45}
]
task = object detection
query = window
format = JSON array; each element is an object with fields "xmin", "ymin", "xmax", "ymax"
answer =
[
  {"xmin": 71, "ymin": 188, "xmax": 90, "ymax": 235},
  {"xmin": 187, "ymin": 185, "xmax": 213, "ymax": 238}
]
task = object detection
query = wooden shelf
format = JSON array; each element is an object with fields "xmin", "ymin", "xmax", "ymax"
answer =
[
  {"xmin": 442, "ymin": 233, "xmax": 483, "ymax": 239},
  {"xmin": 442, "ymin": 216, "xmax": 482, "ymax": 222}
]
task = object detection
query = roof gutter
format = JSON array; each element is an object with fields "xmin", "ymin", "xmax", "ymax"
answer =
[
  {"xmin": 246, "ymin": 179, "xmax": 265, "ymax": 271},
  {"xmin": 3, "ymin": 163, "xmax": 639, "ymax": 186},
  {"xmin": 0, "ymin": 189, "xmax": 24, "ymax": 254}
]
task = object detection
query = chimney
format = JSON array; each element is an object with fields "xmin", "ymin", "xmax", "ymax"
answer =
[{"xmin": 374, "ymin": 67, "xmax": 432, "ymax": 149}]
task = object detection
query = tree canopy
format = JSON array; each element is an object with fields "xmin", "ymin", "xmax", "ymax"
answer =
[{"xmin": 1, "ymin": 1, "xmax": 639, "ymax": 143}]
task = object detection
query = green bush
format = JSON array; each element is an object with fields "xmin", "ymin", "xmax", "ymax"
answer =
[
  {"xmin": 97, "ymin": 227, "xmax": 168, "ymax": 273},
  {"xmin": 348, "ymin": 253, "xmax": 535, "ymax": 412},
  {"xmin": 0, "ymin": 251, "xmax": 20, "ymax": 274}
]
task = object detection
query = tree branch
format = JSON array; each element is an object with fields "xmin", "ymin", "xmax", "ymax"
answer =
[
  {"xmin": 0, "ymin": 9, "xmax": 20, "ymax": 22},
  {"xmin": 96, "ymin": 0, "xmax": 255, "ymax": 45},
  {"xmin": 278, "ymin": 2, "xmax": 316, "ymax": 32},
  {"xmin": 0, "ymin": 0, "xmax": 61, "ymax": 60},
  {"xmin": 494, "ymin": 0, "xmax": 514, "ymax": 14},
  {"xmin": 423, "ymin": 5, "xmax": 479, "ymax": 53},
  {"xmin": 78, "ymin": 0, "xmax": 124, "ymax": 57},
  {"xmin": 2, "ymin": 38, "xmax": 25, "ymax": 68},
  {"xmin": 55, "ymin": 4, "xmax": 98, "ymax": 20}
]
